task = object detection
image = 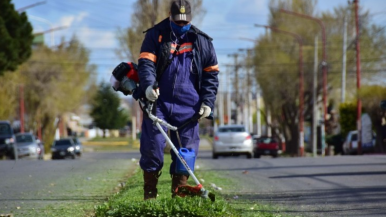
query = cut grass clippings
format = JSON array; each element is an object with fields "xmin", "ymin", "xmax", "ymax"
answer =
[{"xmin": 94, "ymin": 155, "xmax": 289, "ymax": 217}]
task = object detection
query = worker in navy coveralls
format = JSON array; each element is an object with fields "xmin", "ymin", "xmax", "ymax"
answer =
[{"xmin": 137, "ymin": 0, "xmax": 219, "ymax": 200}]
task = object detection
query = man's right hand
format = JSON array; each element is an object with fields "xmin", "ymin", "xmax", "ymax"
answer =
[{"xmin": 145, "ymin": 85, "xmax": 159, "ymax": 102}]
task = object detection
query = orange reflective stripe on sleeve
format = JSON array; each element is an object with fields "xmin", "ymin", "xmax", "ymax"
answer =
[
  {"xmin": 203, "ymin": 65, "xmax": 219, "ymax": 72},
  {"xmin": 139, "ymin": 52, "xmax": 157, "ymax": 63}
]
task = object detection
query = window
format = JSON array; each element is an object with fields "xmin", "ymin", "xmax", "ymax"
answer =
[
  {"xmin": 218, "ymin": 127, "xmax": 246, "ymax": 133},
  {"xmin": 54, "ymin": 139, "xmax": 73, "ymax": 146},
  {"xmin": 16, "ymin": 134, "xmax": 34, "ymax": 143},
  {"xmin": 0, "ymin": 123, "xmax": 11, "ymax": 135}
]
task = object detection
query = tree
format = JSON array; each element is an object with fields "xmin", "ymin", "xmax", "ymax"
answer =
[
  {"xmin": 0, "ymin": 71, "xmax": 20, "ymax": 120},
  {"xmin": 90, "ymin": 82, "xmax": 129, "ymax": 137},
  {"xmin": 0, "ymin": 0, "xmax": 33, "ymax": 75},
  {"xmin": 116, "ymin": 0, "xmax": 205, "ymax": 61},
  {"xmin": 15, "ymin": 36, "xmax": 96, "ymax": 152},
  {"xmin": 339, "ymin": 102, "xmax": 357, "ymax": 138}
]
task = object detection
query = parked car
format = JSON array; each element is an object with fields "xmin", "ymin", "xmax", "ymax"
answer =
[
  {"xmin": 13, "ymin": 133, "xmax": 43, "ymax": 160},
  {"xmin": 212, "ymin": 125, "xmax": 253, "ymax": 159},
  {"xmin": 0, "ymin": 121, "xmax": 15, "ymax": 159},
  {"xmin": 51, "ymin": 138, "xmax": 77, "ymax": 160},
  {"xmin": 342, "ymin": 130, "xmax": 376, "ymax": 155},
  {"xmin": 70, "ymin": 137, "xmax": 83, "ymax": 157},
  {"xmin": 253, "ymin": 136, "xmax": 280, "ymax": 158}
]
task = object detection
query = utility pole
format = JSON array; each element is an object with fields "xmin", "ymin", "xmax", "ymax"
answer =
[
  {"xmin": 228, "ymin": 53, "xmax": 240, "ymax": 124},
  {"xmin": 19, "ymin": 85, "xmax": 25, "ymax": 133},
  {"xmin": 219, "ymin": 71, "xmax": 225, "ymax": 126},
  {"xmin": 341, "ymin": 14, "xmax": 348, "ymax": 103},
  {"xmin": 312, "ymin": 37, "xmax": 318, "ymax": 157},
  {"xmin": 256, "ymin": 89, "xmax": 261, "ymax": 136},
  {"xmin": 226, "ymin": 68, "xmax": 232, "ymax": 125},
  {"xmin": 354, "ymin": 0, "xmax": 362, "ymax": 154}
]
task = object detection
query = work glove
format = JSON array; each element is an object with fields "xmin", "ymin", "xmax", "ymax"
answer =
[
  {"xmin": 199, "ymin": 103, "xmax": 211, "ymax": 119},
  {"xmin": 145, "ymin": 85, "xmax": 159, "ymax": 102}
]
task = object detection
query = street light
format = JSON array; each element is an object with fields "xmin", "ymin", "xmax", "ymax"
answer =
[
  {"xmin": 353, "ymin": 0, "xmax": 362, "ymax": 154},
  {"xmin": 254, "ymin": 24, "xmax": 305, "ymax": 156},
  {"xmin": 29, "ymin": 15, "xmax": 55, "ymax": 47},
  {"xmin": 279, "ymin": 9, "xmax": 328, "ymax": 135}
]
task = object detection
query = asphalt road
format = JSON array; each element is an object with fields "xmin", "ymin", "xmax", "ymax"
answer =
[
  {"xmin": 196, "ymin": 149, "xmax": 386, "ymax": 217},
  {"xmin": 0, "ymin": 151, "xmax": 141, "ymax": 217},
  {"xmin": 1, "ymin": 139, "xmax": 385, "ymax": 217}
]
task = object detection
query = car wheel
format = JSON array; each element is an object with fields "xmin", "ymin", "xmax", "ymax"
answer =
[
  {"xmin": 212, "ymin": 153, "xmax": 218, "ymax": 159},
  {"xmin": 246, "ymin": 153, "xmax": 252, "ymax": 159},
  {"xmin": 254, "ymin": 154, "xmax": 260, "ymax": 158}
]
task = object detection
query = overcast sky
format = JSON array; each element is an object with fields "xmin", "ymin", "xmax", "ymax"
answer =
[{"xmin": 11, "ymin": 0, "xmax": 385, "ymax": 86}]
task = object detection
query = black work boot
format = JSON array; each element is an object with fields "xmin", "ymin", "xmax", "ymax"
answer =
[
  {"xmin": 143, "ymin": 171, "xmax": 161, "ymax": 200},
  {"xmin": 171, "ymin": 174, "xmax": 189, "ymax": 197}
]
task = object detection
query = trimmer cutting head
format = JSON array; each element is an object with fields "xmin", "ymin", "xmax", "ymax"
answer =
[{"xmin": 175, "ymin": 184, "xmax": 215, "ymax": 202}]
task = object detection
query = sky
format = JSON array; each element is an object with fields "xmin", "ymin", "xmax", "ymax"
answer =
[{"xmin": 11, "ymin": 0, "xmax": 386, "ymax": 87}]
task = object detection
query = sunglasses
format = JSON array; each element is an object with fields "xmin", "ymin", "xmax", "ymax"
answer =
[{"xmin": 174, "ymin": 20, "xmax": 189, "ymax": 25}]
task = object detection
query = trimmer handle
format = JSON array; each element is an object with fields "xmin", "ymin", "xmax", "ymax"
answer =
[
  {"xmin": 152, "ymin": 81, "xmax": 159, "ymax": 90},
  {"xmin": 177, "ymin": 113, "xmax": 202, "ymax": 130}
]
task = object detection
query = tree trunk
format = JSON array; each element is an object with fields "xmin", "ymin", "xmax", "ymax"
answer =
[
  {"xmin": 282, "ymin": 104, "xmax": 300, "ymax": 156},
  {"xmin": 103, "ymin": 129, "xmax": 106, "ymax": 138}
]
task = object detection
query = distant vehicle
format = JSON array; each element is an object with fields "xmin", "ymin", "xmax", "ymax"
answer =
[
  {"xmin": 13, "ymin": 133, "xmax": 43, "ymax": 160},
  {"xmin": 70, "ymin": 137, "xmax": 83, "ymax": 157},
  {"xmin": 0, "ymin": 121, "xmax": 15, "ymax": 159},
  {"xmin": 51, "ymin": 138, "xmax": 77, "ymax": 160},
  {"xmin": 253, "ymin": 136, "xmax": 280, "ymax": 158},
  {"xmin": 212, "ymin": 125, "xmax": 253, "ymax": 159},
  {"xmin": 342, "ymin": 130, "xmax": 375, "ymax": 155}
]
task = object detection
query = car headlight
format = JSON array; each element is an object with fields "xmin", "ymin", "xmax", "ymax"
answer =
[
  {"xmin": 5, "ymin": 138, "xmax": 14, "ymax": 144},
  {"xmin": 67, "ymin": 147, "xmax": 75, "ymax": 152},
  {"xmin": 75, "ymin": 146, "xmax": 80, "ymax": 150}
]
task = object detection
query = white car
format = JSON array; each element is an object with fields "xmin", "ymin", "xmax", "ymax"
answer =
[
  {"xmin": 212, "ymin": 125, "xmax": 253, "ymax": 159},
  {"xmin": 14, "ymin": 133, "xmax": 43, "ymax": 160},
  {"xmin": 342, "ymin": 130, "xmax": 375, "ymax": 155}
]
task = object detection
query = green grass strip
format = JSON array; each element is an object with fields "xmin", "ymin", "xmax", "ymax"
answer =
[
  {"xmin": 94, "ymin": 154, "xmax": 290, "ymax": 217},
  {"xmin": 94, "ymin": 155, "xmax": 238, "ymax": 217}
]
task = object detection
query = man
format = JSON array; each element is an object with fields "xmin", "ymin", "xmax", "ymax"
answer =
[{"xmin": 137, "ymin": 0, "xmax": 219, "ymax": 200}]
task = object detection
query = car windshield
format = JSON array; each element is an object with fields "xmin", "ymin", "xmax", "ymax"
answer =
[
  {"xmin": 0, "ymin": 123, "xmax": 11, "ymax": 136},
  {"xmin": 218, "ymin": 127, "xmax": 245, "ymax": 133},
  {"xmin": 54, "ymin": 139, "xmax": 73, "ymax": 146},
  {"xmin": 259, "ymin": 137, "xmax": 277, "ymax": 144},
  {"xmin": 16, "ymin": 134, "xmax": 34, "ymax": 143}
]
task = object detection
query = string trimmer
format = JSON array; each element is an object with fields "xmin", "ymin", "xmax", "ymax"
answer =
[{"xmin": 142, "ymin": 99, "xmax": 215, "ymax": 202}]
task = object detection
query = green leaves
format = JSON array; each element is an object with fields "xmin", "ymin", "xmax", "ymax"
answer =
[
  {"xmin": 0, "ymin": 0, "xmax": 33, "ymax": 75},
  {"xmin": 90, "ymin": 82, "xmax": 129, "ymax": 136}
]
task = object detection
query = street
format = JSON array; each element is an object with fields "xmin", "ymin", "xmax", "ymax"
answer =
[
  {"xmin": 197, "ymin": 149, "xmax": 386, "ymax": 217},
  {"xmin": 1, "ymin": 140, "xmax": 386, "ymax": 217},
  {"xmin": 0, "ymin": 151, "xmax": 140, "ymax": 216}
]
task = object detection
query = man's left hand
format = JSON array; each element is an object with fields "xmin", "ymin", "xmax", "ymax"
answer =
[{"xmin": 199, "ymin": 104, "xmax": 211, "ymax": 119}]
